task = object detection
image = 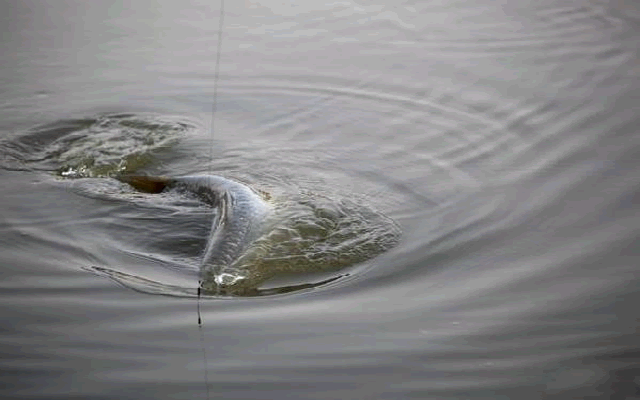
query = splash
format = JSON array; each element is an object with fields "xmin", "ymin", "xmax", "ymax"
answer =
[{"xmin": 0, "ymin": 113, "xmax": 195, "ymax": 177}]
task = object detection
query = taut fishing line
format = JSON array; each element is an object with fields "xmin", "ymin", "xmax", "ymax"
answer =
[
  {"xmin": 207, "ymin": 0, "xmax": 225, "ymax": 177},
  {"xmin": 199, "ymin": 0, "xmax": 225, "ymax": 324},
  {"xmin": 199, "ymin": 1, "xmax": 225, "ymax": 398}
]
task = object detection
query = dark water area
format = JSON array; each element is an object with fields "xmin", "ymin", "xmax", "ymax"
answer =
[{"xmin": 1, "ymin": 0, "xmax": 639, "ymax": 399}]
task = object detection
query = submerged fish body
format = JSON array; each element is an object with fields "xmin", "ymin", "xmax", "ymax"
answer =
[
  {"xmin": 117, "ymin": 174, "xmax": 401, "ymax": 296},
  {"xmin": 117, "ymin": 175, "xmax": 273, "ymax": 294}
]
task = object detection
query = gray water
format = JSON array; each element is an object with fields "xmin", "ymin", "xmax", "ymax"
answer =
[{"xmin": 1, "ymin": 1, "xmax": 639, "ymax": 399}]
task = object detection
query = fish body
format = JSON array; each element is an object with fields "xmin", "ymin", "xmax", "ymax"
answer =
[
  {"xmin": 116, "ymin": 173, "xmax": 400, "ymax": 296},
  {"xmin": 117, "ymin": 175, "xmax": 272, "ymax": 293}
]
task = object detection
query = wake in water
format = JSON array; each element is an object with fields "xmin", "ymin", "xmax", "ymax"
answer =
[
  {"xmin": 0, "ymin": 113, "xmax": 194, "ymax": 177},
  {"xmin": 1, "ymin": 113, "xmax": 402, "ymax": 297}
]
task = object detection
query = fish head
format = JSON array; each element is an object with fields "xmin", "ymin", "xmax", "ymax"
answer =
[{"xmin": 199, "ymin": 270, "xmax": 261, "ymax": 296}]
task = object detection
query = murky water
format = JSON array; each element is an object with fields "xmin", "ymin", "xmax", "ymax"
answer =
[{"xmin": 1, "ymin": 1, "xmax": 639, "ymax": 399}]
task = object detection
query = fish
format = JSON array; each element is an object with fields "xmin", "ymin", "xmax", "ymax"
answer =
[
  {"xmin": 114, "ymin": 173, "xmax": 401, "ymax": 297},
  {"xmin": 116, "ymin": 175, "xmax": 273, "ymax": 295}
]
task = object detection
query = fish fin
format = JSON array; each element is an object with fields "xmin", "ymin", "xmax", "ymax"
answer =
[
  {"xmin": 83, "ymin": 266, "xmax": 197, "ymax": 297},
  {"xmin": 116, "ymin": 175, "xmax": 173, "ymax": 193}
]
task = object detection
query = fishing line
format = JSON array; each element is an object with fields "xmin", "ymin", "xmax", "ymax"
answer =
[
  {"xmin": 199, "ymin": 0, "xmax": 225, "ymax": 328},
  {"xmin": 207, "ymin": 0, "xmax": 225, "ymax": 176},
  {"xmin": 198, "ymin": 279, "xmax": 211, "ymax": 400},
  {"xmin": 197, "ymin": 280, "xmax": 203, "ymax": 325},
  {"xmin": 198, "ymin": 1, "xmax": 225, "ymax": 399}
]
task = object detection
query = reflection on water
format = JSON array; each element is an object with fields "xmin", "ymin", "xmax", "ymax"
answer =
[{"xmin": 0, "ymin": 0, "xmax": 639, "ymax": 399}]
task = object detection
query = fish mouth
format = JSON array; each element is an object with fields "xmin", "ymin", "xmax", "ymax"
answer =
[
  {"xmin": 215, "ymin": 272, "xmax": 246, "ymax": 286},
  {"xmin": 198, "ymin": 267, "xmax": 252, "ymax": 296},
  {"xmin": 211, "ymin": 272, "xmax": 251, "ymax": 295}
]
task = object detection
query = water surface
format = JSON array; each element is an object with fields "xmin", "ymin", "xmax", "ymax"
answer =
[{"xmin": 1, "ymin": 0, "xmax": 639, "ymax": 399}]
